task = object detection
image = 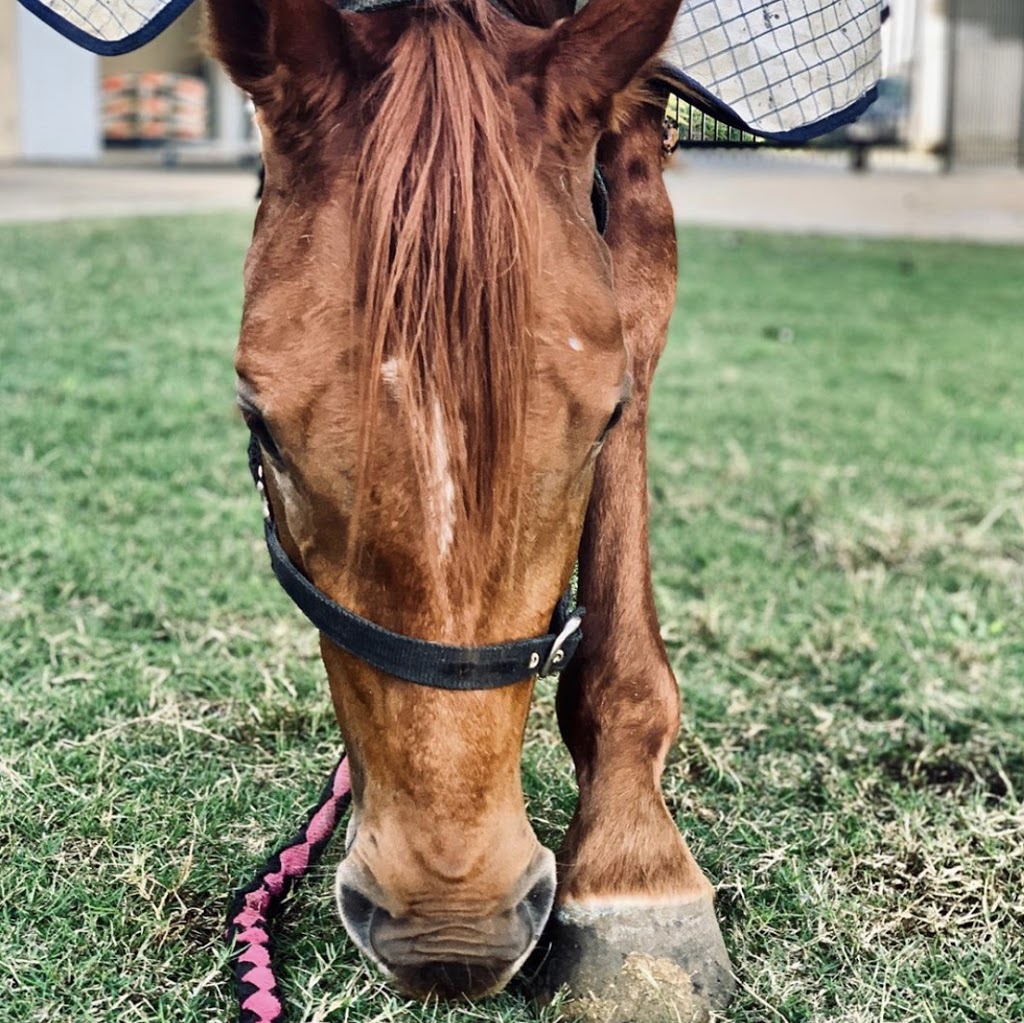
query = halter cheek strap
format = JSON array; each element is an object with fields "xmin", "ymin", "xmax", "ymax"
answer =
[{"xmin": 249, "ymin": 437, "xmax": 585, "ymax": 688}]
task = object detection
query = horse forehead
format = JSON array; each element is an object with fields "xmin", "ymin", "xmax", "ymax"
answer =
[{"xmin": 235, "ymin": 264, "xmax": 360, "ymax": 378}]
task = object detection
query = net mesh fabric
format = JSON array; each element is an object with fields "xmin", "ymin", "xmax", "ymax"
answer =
[
  {"xmin": 659, "ymin": 0, "xmax": 883, "ymax": 136},
  {"xmin": 38, "ymin": 0, "xmax": 173, "ymax": 42},
  {"xmin": 21, "ymin": 0, "xmax": 883, "ymax": 136}
]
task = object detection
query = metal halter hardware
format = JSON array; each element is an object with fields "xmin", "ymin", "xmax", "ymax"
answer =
[{"xmin": 249, "ymin": 438, "xmax": 585, "ymax": 690}]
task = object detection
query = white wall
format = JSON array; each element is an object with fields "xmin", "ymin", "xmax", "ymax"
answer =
[
  {"xmin": 0, "ymin": 1, "xmax": 19, "ymax": 159},
  {"xmin": 15, "ymin": 4, "xmax": 100, "ymax": 162},
  {"xmin": 908, "ymin": 0, "xmax": 951, "ymax": 154}
]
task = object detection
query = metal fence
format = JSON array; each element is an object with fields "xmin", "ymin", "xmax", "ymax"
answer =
[
  {"xmin": 664, "ymin": 93, "xmax": 762, "ymax": 149},
  {"xmin": 947, "ymin": 0, "xmax": 1024, "ymax": 167}
]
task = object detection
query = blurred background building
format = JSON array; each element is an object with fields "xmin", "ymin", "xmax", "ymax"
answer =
[
  {"xmin": 899, "ymin": 0, "xmax": 1024, "ymax": 167},
  {"xmin": 0, "ymin": 1, "xmax": 254, "ymax": 163}
]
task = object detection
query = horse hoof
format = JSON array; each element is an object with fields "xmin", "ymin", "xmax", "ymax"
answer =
[{"xmin": 527, "ymin": 898, "xmax": 734, "ymax": 1023}]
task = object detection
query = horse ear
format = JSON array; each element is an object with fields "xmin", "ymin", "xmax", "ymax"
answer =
[
  {"xmin": 543, "ymin": 0, "xmax": 681, "ymax": 142},
  {"xmin": 205, "ymin": 0, "xmax": 348, "ymax": 103}
]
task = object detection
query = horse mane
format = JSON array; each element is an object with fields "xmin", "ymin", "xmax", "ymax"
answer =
[{"xmin": 351, "ymin": 0, "xmax": 537, "ymax": 564}]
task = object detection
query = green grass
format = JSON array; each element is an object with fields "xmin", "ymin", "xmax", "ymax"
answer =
[{"xmin": 1, "ymin": 215, "xmax": 1022, "ymax": 1023}]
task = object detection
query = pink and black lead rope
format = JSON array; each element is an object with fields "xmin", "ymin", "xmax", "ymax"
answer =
[{"xmin": 225, "ymin": 756, "xmax": 352, "ymax": 1023}]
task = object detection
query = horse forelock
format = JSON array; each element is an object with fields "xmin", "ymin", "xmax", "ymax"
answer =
[{"xmin": 351, "ymin": 0, "xmax": 538, "ymax": 567}]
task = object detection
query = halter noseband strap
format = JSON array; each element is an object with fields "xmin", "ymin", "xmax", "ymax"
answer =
[{"xmin": 249, "ymin": 438, "xmax": 585, "ymax": 689}]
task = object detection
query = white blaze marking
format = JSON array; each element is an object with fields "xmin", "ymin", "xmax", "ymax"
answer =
[
  {"xmin": 429, "ymin": 400, "xmax": 456, "ymax": 561},
  {"xmin": 268, "ymin": 463, "xmax": 302, "ymax": 523},
  {"xmin": 568, "ymin": 336, "xmax": 584, "ymax": 352},
  {"xmin": 380, "ymin": 357, "xmax": 402, "ymax": 392}
]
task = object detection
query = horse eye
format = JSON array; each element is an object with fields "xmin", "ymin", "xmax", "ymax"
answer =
[
  {"xmin": 599, "ymin": 400, "xmax": 626, "ymax": 442},
  {"xmin": 239, "ymin": 403, "xmax": 283, "ymax": 463}
]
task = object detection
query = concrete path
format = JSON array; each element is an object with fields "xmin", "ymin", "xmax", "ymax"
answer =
[
  {"xmin": 1, "ymin": 156, "xmax": 1022, "ymax": 244},
  {"xmin": 664, "ymin": 152, "xmax": 1024, "ymax": 245},
  {"xmin": 0, "ymin": 163, "xmax": 255, "ymax": 224}
]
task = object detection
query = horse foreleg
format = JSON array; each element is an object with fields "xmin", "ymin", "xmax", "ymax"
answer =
[{"xmin": 536, "ymin": 97, "xmax": 734, "ymax": 1021}]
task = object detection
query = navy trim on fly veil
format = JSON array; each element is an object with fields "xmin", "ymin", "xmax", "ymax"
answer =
[
  {"xmin": 661, "ymin": 70, "xmax": 880, "ymax": 145},
  {"xmin": 15, "ymin": 0, "xmax": 196, "ymax": 57}
]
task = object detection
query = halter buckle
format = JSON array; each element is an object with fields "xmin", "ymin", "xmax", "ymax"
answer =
[{"xmin": 540, "ymin": 611, "xmax": 584, "ymax": 676}]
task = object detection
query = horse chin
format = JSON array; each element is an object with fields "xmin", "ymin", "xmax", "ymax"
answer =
[{"xmin": 351, "ymin": 950, "xmax": 527, "ymax": 1003}]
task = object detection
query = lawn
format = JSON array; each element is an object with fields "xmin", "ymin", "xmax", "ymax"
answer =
[{"xmin": 1, "ymin": 214, "xmax": 1021, "ymax": 1023}]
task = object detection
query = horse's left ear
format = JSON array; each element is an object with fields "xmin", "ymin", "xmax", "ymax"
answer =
[
  {"xmin": 540, "ymin": 0, "xmax": 682, "ymax": 145},
  {"xmin": 206, "ymin": 0, "xmax": 349, "ymax": 105}
]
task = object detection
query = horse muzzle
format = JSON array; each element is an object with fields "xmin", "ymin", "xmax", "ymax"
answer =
[{"xmin": 335, "ymin": 845, "xmax": 556, "ymax": 998}]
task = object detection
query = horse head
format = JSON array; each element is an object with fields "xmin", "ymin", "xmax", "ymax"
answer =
[{"xmin": 207, "ymin": 0, "xmax": 681, "ymax": 998}]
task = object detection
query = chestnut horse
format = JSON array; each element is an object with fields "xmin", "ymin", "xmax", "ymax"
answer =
[{"xmin": 207, "ymin": 0, "xmax": 733, "ymax": 1017}]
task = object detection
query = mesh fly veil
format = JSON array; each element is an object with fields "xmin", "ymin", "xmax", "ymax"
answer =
[
  {"xmin": 660, "ymin": 0, "xmax": 885, "ymax": 140},
  {"xmin": 16, "ymin": 0, "xmax": 884, "ymax": 136},
  {"xmin": 17, "ymin": 0, "xmax": 197, "ymax": 55}
]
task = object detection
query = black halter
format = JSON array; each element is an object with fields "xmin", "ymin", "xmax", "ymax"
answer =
[{"xmin": 248, "ymin": 438, "xmax": 585, "ymax": 690}]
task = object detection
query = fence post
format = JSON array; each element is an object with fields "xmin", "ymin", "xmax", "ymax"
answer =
[
  {"xmin": 1018, "ymin": 44, "xmax": 1024, "ymax": 169},
  {"xmin": 943, "ymin": 0, "xmax": 958, "ymax": 172}
]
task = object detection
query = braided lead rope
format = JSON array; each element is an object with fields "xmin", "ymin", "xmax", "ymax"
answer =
[{"xmin": 225, "ymin": 756, "xmax": 352, "ymax": 1023}]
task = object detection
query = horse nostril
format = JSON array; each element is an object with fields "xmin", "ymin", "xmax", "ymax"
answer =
[
  {"xmin": 338, "ymin": 883, "xmax": 377, "ymax": 949},
  {"xmin": 518, "ymin": 869, "xmax": 555, "ymax": 935},
  {"xmin": 515, "ymin": 848, "xmax": 556, "ymax": 937}
]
